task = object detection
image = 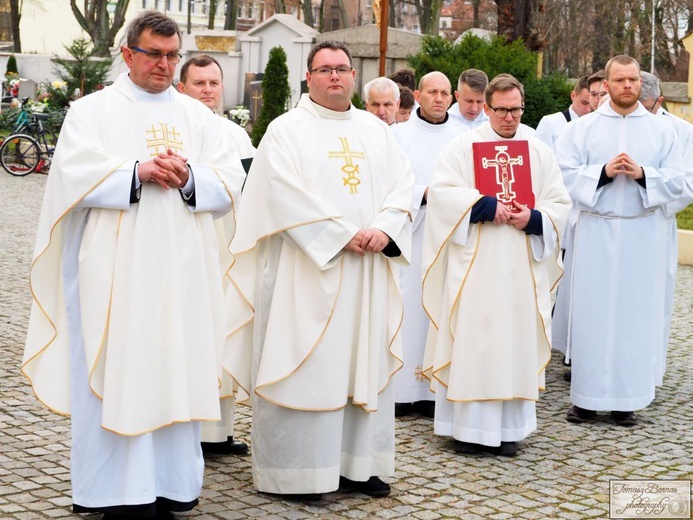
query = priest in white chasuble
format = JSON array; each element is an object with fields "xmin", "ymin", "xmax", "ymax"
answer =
[
  {"xmin": 21, "ymin": 11, "xmax": 246, "ymax": 520},
  {"xmin": 422, "ymin": 74, "xmax": 571, "ymax": 457},
  {"xmin": 552, "ymin": 56, "xmax": 686, "ymax": 428},
  {"xmin": 226, "ymin": 41, "xmax": 414, "ymax": 499}
]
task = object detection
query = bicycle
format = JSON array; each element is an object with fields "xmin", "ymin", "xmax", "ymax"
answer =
[{"xmin": 0, "ymin": 112, "xmax": 58, "ymax": 176}]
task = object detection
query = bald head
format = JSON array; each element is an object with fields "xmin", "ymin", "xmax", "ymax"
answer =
[{"xmin": 415, "ymin": 71, "xmax": 452, "ymax": 123}]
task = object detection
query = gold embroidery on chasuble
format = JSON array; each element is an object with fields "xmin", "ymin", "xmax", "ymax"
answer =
[
  {"xmin": 146, "ymin": 123, "xmax": 184, "ymax": 156},
  {"xmin": 328, "ymin": 137, "xmax": 366, "ymax": 194}
]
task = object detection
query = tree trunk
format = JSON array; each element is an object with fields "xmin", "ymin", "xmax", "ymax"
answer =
[
  {"xmin": 70, "ymin": 0, "xmax": 131, "ymax": 57},
  {"xmin": 494, "ymin": 0, "xmax": 541, "ymax": 50},
  {"xmin": 208, "ymin": 0, "xmax": 217, "ymax": 29},
  {"xmin": 9, "ymin": 0, "xmax": 21, "ymax": 53},
  {"xmin": 224, "ymin": 0, "xmax": 237, "ymax": 29},
  {"xmin": 302, "ymin": 0, "xmax": 315, "ymax": 27}
]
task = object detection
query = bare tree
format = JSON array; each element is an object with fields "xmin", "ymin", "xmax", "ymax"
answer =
[
  {"xmin": 223, "ymin": 0, "xmax": 237, "ymax": 29},
  {"xmin": 413, "ymin": 0, "xmax": 443, "ymax": 35},
  {"xmin": 70, "ymin": 0, "xmax": 130, "ymax": 57},
  {"xmin": 9, "ymin": 0, "xmax": 22, "ymax": 52}
]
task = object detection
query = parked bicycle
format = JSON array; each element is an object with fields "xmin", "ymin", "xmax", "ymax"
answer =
[{"xmin": 0, "ymin": 111, "xmax": 58, "ymax": 176}]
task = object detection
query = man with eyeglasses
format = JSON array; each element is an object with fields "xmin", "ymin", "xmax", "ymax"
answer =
[
  {"xmin": 227, "ymin": 40, "xmax": 413, "ymax": 499},
  {"xmin": 421, "ymin": 73, "xmax": 571, "ymax": 458},
  {"xmin": 177, "ymin": 54, "xmax": 253, "ymax": 458},
  {"xmin": 22, "ymin": 10, "xmax": 246, "ymax": 519},
  {"xmin": 552, "ymin": 56, "xmax": 685, "ymax": 428},
  {"xmin": 392, "ymin": 71, "xmax": 462, "ymax": 420},
  {"xmin": 536, "ymin": 75, "xmax": 592, "ymax": 149},
  {"xmin": 587, "ymin": 70, "xmax": 606, "ymax": 111},
  {"xmin": 638, "ymin": 71, "xmax": 693, "ymax": 389}
]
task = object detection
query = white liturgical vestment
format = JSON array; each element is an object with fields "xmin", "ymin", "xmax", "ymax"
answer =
[
  {"xmin": 392, "ymin": 112, "xmax": 461, "ymax": 404},
  {"xmin": 422, "ymin": 123, "xmax": 571, "ymax": 445},
  {"xmin": 227, "ymin": 94, "xmax": 414, "ymax": 494},
  {"xmin": 552, "ymin": 101, "xmax": 685, "ymax": 412},
  {"xmin": 22, "ymin": 74, "xmax": 246, "ymax": 508}
]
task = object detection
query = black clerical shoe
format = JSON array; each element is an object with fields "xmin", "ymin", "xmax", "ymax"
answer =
[
  {"xmin": 339, "ymin": 476, "xmax": 391, "ymax": 497},
  {"xmin": 394, "ymin": 402, "xmax": 415, "ymax": 417},
  {"xmin": 283, "ymin": 493, "xmax": 324, "ymax": 501},
  {"xmin": 566, "ymin": 405, "xmax": 596, "ymax": 423},
  {"xmin": 563, "ymin": 369, "xmax": 572, "ymax": 382},
  {"xmin": 413, "ymin": 400, "xmax": 435, "ymax": 418},
  {"xmin": 201, "ymin": 436, "xmax": 248, "ymax": 455},
  {"xmin": 611, "ymin": 411, "xmax": 638, "ymax": 427},
  {"xmin": 452, "ymin": 440, "xmax": 482, "ymax": 455},
  {"xmin": 494, "ymin": 441, "xmax": 518, "ymax": 457}
]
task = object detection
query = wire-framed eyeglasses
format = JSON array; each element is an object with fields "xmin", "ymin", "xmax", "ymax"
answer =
[
  {"xmin": 309, "ymin": 66, "xmax": 353, "ymax": 77},
  {"xmin": 487, "ymin": 105, "xmax": 525, "ymax": 118},
  {"xmin": 130, "ymin": 46, "xmax": 182, "ymax": 64}
]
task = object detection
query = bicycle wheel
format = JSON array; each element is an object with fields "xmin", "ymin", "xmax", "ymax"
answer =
[{"xmin": 0, "ymin": 134, "xmax": 40, "ymax": 176}]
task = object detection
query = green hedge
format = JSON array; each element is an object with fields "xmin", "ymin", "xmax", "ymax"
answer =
[{"xmin": 407, "ymin": 34, "xmax": 572, "ymax": 128}]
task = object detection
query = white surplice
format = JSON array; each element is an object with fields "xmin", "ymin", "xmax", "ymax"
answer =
[
  {"xmin": 226, "ymin": 94, "xmax": 413, "ymax": 494},
  {"xmin": 535, "ymin": 107, "xmax": 577, "ymax": 149},
  {"xmin": 552, "ymin": 102, "xmax": 685, "ymax": 412},
  {"xmin": 392, "ymin": 112, "xmax": 462, "ymax": 404},
  {"xmin": 422, "ymin": 123, "xmax": 570, "ymax": 446},
  {"xmin": 22, "ymin": 74, "xmax": 246, "ymax": 508}
]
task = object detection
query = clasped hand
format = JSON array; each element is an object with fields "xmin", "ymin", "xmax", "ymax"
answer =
[
  {"xmin": 493, "ymin": 199, "xmax": 531, "ymax": 230},
  {"xmin": 605, "ymin": 152, "xmax": 643, "ymax": 180},
  {"xmin": 138, "ymin": 148, "xmax": 190, "ymax": 190},
  {"xmin": 344, "ymin": 228, "xmax": 390, "ymax": 256}
]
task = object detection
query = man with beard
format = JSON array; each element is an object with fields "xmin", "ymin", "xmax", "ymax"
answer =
[{"xmin": 553, "ymin": 55, "xmax": 685, "ymax": 427}]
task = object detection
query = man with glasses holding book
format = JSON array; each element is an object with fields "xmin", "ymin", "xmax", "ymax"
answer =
[
  {"xmin": 421, "ymin": 73, "xmax": 570, "ymax": 458},
  {"xmin": 22, "ymin": 10, "xmax": 246, "ymax": 519}
]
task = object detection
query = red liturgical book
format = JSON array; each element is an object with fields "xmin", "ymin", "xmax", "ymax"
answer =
[{"xmin": 472, "ymin": 140, "xmax": 535, "ymax": 212}]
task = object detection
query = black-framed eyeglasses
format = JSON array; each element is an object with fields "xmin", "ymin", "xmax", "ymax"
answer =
[
  {"xmin": 309, "ymin": 66, "xmax": 353, "ymax": 77},
  {"xmin": 643, "ymin": 99, "xmax": 661, "ymax": 113},
  {"xmin": 488, "ymin": 105, "xmax": 525, "ymax": 118},
  {"xmin": 130, "ymin": 46, "xmax": 182, "ymax": 64}
]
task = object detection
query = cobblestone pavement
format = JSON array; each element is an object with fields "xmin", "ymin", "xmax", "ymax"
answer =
[{"xmin": 1, "ymin": 172, "xmax": 692, "ymax": 520}]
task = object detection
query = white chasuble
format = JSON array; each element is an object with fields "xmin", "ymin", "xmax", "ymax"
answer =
[
  {"xmin": 23, "ymin": 74, "xmax": 246, "ymax": 436},
  {"xmin": 422, "ymin": 123, "xmax": 571, "ymax": 403},
  {"xmin": 228, "ymin": 94, "xmax": 414, "ymax": 413}
]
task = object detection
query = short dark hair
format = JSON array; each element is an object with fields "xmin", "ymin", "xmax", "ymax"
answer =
[
  {"xmin": 605, "ymin": 55, "xmax": 640, "ymax": 80},
  {"xmin": 180, "ymin": 55, "xmax": 223, "ymax": 84},
  {"xmin": 307, "ymin": 41, "xmax": 352, "ymax": 71},
  {"xmin": 126, "ymin": 10, "xmax": 181, "ymax": 48},
  {"xmin": 389, "ymin": 68, "xmax": 416, "ymax": 91},
  {"xmin": 574, "ymin": 75, "xmax": 590, "ymax": 93},
  {"xmin": 587, "ymin": 70, "xmax": 605, "ymax": 89},
  {"xmin": 485, "ymin": 73, "xmax": 525, "ymax": 105},
  {"xmin": 398, "ymin": 86, "xmax": 415, "ymax": 109},
  {"xmin": 457, "ymin": 69, "xmax": 488, "ymax": 93}
]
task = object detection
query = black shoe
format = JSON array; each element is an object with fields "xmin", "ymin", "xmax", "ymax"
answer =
[
  {"xmin": 566, "ymin": 405, "xmax": 596, "ymax": 423},
  {"xmin": 339, "ymin": 476, "xmax": 391, "ymax": 497},
  {"xmin": 413, "ymin": 400, "xmax": 435, "ymax": 418},
  {"xmin": 201, "ymin": 436, "xmax": 248, "ymax": 455},
  {"xmin": 563, "ymin": 369, "xmax": 572, "ymax": 382},
  {"xmin": 611, "ymin": 411, "xmax": 637, "ymax": 426},
  {"xmin": 283, "ymin": 493, "xmax": 324, "ymax": 501},
  {"xmin": 452, "ymin": 440, "xmax": 482, "ymax": 454},
  {"xmin": 394, "ymin": 403, "xmax": 415, "ymax": 417},
  {"xmin": 495, "ymin": 441, "xmax": 518, "ymax": 457}
]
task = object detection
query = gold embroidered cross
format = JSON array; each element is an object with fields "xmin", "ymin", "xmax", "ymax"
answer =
[
  {"xmin": 415, "ymin": 364, "xmax": 426, "ymax": 382},
  {"xmin": 328, "ymin": 137, "xmax": 365, "ymax": 194},
  {"xmin": 146, "ymin": 123, "xmax": 184, "ymax": 157}
]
